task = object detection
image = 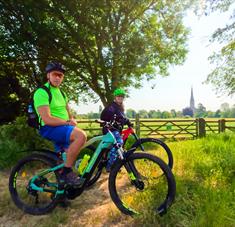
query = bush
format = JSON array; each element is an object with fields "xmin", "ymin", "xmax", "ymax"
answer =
[{"xmin": 0, "ymin": 116, "xmax": 53, "ymax": 169}]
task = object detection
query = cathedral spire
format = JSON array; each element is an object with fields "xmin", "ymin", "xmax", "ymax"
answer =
[{"xmin": 190, "ymin": 86, "xmax": 195, "ymax": 113}]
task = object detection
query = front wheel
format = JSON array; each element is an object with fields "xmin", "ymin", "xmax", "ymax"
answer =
[
  {"xmin": 9, "ymin": 154, "xmax": 61, "ymax": 215},
  {"xmin": 108, "ymin": 153, "xmax": 176, "ymax": 216}
]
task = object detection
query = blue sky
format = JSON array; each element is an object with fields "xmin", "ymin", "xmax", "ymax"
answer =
[{"xmin": 75, "ymin": 7, "xmax": 234, "ymax": 114}]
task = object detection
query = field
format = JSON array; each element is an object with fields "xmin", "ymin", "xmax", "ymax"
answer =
[{"xmin": 0, "ymin": 132, "xmax": 234, "ymax": 226}]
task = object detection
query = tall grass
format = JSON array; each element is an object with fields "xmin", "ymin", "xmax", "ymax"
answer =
[{"xmin": 131, "ymin": 132, "xmax": 235, "ymax": 226}]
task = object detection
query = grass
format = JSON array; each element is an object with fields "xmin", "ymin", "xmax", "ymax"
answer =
[
  {"xmin": 134, "ymin": 132, "xmax": 235, "ymax": 226},
  {"xmin": 107, "ymin": 132, "xmax": 235, "ymax": 226},
  {"xmin": 0, "ymin": 132, "xmax": 235, "ymax": 226}
]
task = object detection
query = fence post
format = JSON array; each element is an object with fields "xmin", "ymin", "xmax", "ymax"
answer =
[
  {"xmin": 197, "ymin": 118, "xmax": 206, "ymax": 137},
  {"xmin": 135, "ymin": 113, "xmax": 140, "ymax": 137},
  {"xmin": 218, "ymin": 119, "xmax": 226, "ymax": 133}
]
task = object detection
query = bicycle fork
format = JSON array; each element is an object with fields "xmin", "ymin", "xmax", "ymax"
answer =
[{"xmin": 117, "ymin": 147, "xmax": 145, "ymax": 190}]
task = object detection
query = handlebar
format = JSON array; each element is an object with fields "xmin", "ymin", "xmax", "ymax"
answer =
[
  {"xmin": 95, "ymin": 119, "xmax": 106, "ymax": 126},
  {"xmin": 95, "ymin": 119, "xmax": 119, "ymax": 129},
  {"xmin": 95, "ymin": 119, "xmax": 134, "ymax": 129}
]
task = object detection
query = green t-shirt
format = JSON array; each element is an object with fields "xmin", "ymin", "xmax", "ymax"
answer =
[{"xmin": 34, "ymin": 82, "xmax": 69, "ymax": 126}]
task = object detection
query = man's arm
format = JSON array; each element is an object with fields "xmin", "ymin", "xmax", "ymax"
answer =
[
  {"xmin": 66, "ymin": 104, "xmax": 77, "ymax": 126},
  {"xmin": 66, "ymin": 104, "xmax": 73, "ymax": 120},
  {"xmin": 38, "ymin": 106, "xmax": 69, "ymax": 126}
]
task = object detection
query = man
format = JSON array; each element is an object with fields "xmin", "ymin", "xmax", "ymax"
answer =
[
  {"xmin": 100, "ymin": 88, "xmax": 131, "ymax": 171},
  {"xmin": 34, "ymin": 62, "xmax": 87, "ymax": 187}
]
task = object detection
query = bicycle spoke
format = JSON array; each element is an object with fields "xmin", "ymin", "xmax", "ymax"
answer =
[
  {"xmin": 114, "ymin": 157, "xmax": 170, "ymax": 214},
  {"xmin": 13, "ymin": 159, "xmax": 58, "ymax": 210}
]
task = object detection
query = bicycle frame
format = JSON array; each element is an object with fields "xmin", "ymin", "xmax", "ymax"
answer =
[
  {"xmin": 29, "ymin": 129, "xmax": 125, "ymax": 195},
  {"xmin": 81, "ymin": 125, "xmax": 141, "ymax": 152},
  {"xmin": 81, "ymin": 135, "xmax": 103, "ymax": 149},
  {"xmin": 121, "ymin": 127, "xmax": 145, "ymax": 150}
]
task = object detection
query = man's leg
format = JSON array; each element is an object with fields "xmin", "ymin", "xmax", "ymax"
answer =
[
  {"xmin": 39, "ymin": 125, "xmax": 87, "ymax": 186},
  {"xmin": 57, "ymin": 128, "xmax": 86, "ymax": 207},
  {"xmin": 65, "ymin": 127, "xmax": 87, "ymax": 167},
  {"xmin": 60, "ymin": 127, "xmax": 87, "ymax": 187}
]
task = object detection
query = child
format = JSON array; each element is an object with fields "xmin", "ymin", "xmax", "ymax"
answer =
[{"xmin": 100, "ymin": 88, "xmax": 131, "ymax": 171}]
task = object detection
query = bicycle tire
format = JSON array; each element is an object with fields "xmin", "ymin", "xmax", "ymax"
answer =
[
  {"xmin": 131, "ymin": 138, "xmax": 174, "ymax": 169},
  {"xmin": 9, "ymin": 153, "xmax": 61, "ymax": 215},
  {"xmin": 108, "ymin": 152, "xmax": 176, "ymax": 216},
  {"xmin": 85, "ymin": 164, "xmax": 103, "ymax": 188}
]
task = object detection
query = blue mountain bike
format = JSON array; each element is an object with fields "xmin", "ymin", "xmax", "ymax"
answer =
[{"xmin": 9, "ymin": 120, "xmax": 176, "ymax": 216}]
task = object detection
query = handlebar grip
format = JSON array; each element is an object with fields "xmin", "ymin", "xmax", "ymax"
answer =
[
  {"xmin": 95, "ymin": 119, "xmax": 106, "ymax": 127},
  {"xmin": 95, "ymin": 119, "xmax": 105, "ymax": 124}
]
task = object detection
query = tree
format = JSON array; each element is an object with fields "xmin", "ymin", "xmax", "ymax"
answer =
[
  {"xmin": 195, "ymin": 103, "xmax": 207, "ymax": 117},
  {"xmin": 202, "ymin": 0, "xmax": 235, "ymax": 96},
  {"xmin": 0, "ymin": 0, "xmax": 190, "ymax": 109},
  {"xmin": 161, "ymin": 111, "xmax": 171, "ymax": 118},
  {"xmin": 148, "ymin": 110, "xmax": 157, "ymax": 118},
  {"xmin": 0, "ymin": 62, "xmax": 29, "ymax": 124},
  {"xmin": 126, "ymin": 109, "xmax": 136, "ymax": 118},
  {"xmin": 87, "ymin": 111, "xmax": 99, "ymax": 119},
  {"xmin": 214, "ymin": 109, "xmax": 221, "ymax": 118},
  {"xmin": 182, "ymin": 107, "xmax": 193, "ymax": 117},
  {"xmin": 170, "ymin": 109, "xmax": 177, "ymax": 118},
  {"xmin": 156, "ymin": 110, "xmax": 163, "ymax": 118},
  {"xmin": 138, "ymin": 110, "xmax": 149, "ymax": 118},
  {"xmin": 220, "ymin": 102, "xmax": 231, "ymax": 118},
  {"xmin": 228, "ymin": 106, "xmax": 235, "ymax": 118},
  {"xmin": 206, "ymin": 110, "xmax": 214, "ymax": 118},
  {"xmin": 176, "ymin": 111, "xmax": 183, "ymax": 118}
]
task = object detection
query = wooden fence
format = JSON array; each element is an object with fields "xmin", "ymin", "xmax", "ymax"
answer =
[{"xmin": 76, "ymin": 117, "xmax": 235, "ymax": 140}]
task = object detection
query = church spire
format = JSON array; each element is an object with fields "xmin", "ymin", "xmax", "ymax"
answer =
[{"xmin": 190, "ymin": 86, "xmax": 195, "ymax": 112}]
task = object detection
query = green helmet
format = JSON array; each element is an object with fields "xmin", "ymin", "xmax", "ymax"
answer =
[{"xmin": 113, "ymin": 88, "xmax": 126, "ymax": 97}]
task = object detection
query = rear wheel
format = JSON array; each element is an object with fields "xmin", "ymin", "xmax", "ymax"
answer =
[
  {"xmin": 9, "ymin": 154, "xmax": 61, "ymax": 215},
  {"xmin": 131, "ymin": 138, "xmax": 174, "ymax": 169},
  {"xmin": 108, "ymin": 152, "xmax": 176, "ymax": 216}
]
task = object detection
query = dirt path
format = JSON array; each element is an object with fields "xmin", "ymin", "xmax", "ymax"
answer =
[{"xmin": 0, "ymin": 171, "xmax": 136, "ymax": 227}]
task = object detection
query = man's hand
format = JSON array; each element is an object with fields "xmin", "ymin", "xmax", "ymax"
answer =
[{"xmin": 68, "ymin": 118, "xmax": 77, "ymax": 126}]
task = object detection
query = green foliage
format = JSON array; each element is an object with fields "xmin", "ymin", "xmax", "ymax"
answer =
[
  {"xmin": 204, "ymin": 0, "xmax": 235, "ymax": 96},
  {"xmin": 0, "ymin": 116, "xmax": 53, "ymax": 169},
  {"xmin": 126, "ymin": 109, "xmax": 136, "ymax": 118},
  {"xmin": 0, "ymin": 63, "xmax": 30, "ymax": 124},
  {"xmin": 194, "ymin": 103, "xmax": 207, "ymax": 117},
  {"xmin": 0, "ymin": 0, "xmax": 190, "ymax": 108}
]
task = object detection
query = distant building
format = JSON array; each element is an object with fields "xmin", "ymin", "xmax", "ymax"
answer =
[
  {"xmin": 190, "ymin": 87, "xmax": 195, "ymax": 114},
  {"xmin": 182, "ymin": 87, "xmax": 196, "ymax": 117}
]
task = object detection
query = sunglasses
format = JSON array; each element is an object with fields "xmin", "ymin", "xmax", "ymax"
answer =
[{"xmin": 50, "ymin": 72, "xmax": 64, "ymax": 78}]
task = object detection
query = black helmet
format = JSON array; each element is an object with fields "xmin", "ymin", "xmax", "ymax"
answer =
[{"xmin": 45, "ymin": 62, "xmax": 65, "ymax": 74}]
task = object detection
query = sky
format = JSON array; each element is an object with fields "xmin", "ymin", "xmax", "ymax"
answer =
[{"xmin": 74, "ymin": 6, "xmax": 234, "ymax": 114}]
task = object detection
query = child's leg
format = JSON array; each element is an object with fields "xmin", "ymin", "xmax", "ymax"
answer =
[{"xmin": 106, "ymin": 131, "xmax": 123, "ymax": 171}]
